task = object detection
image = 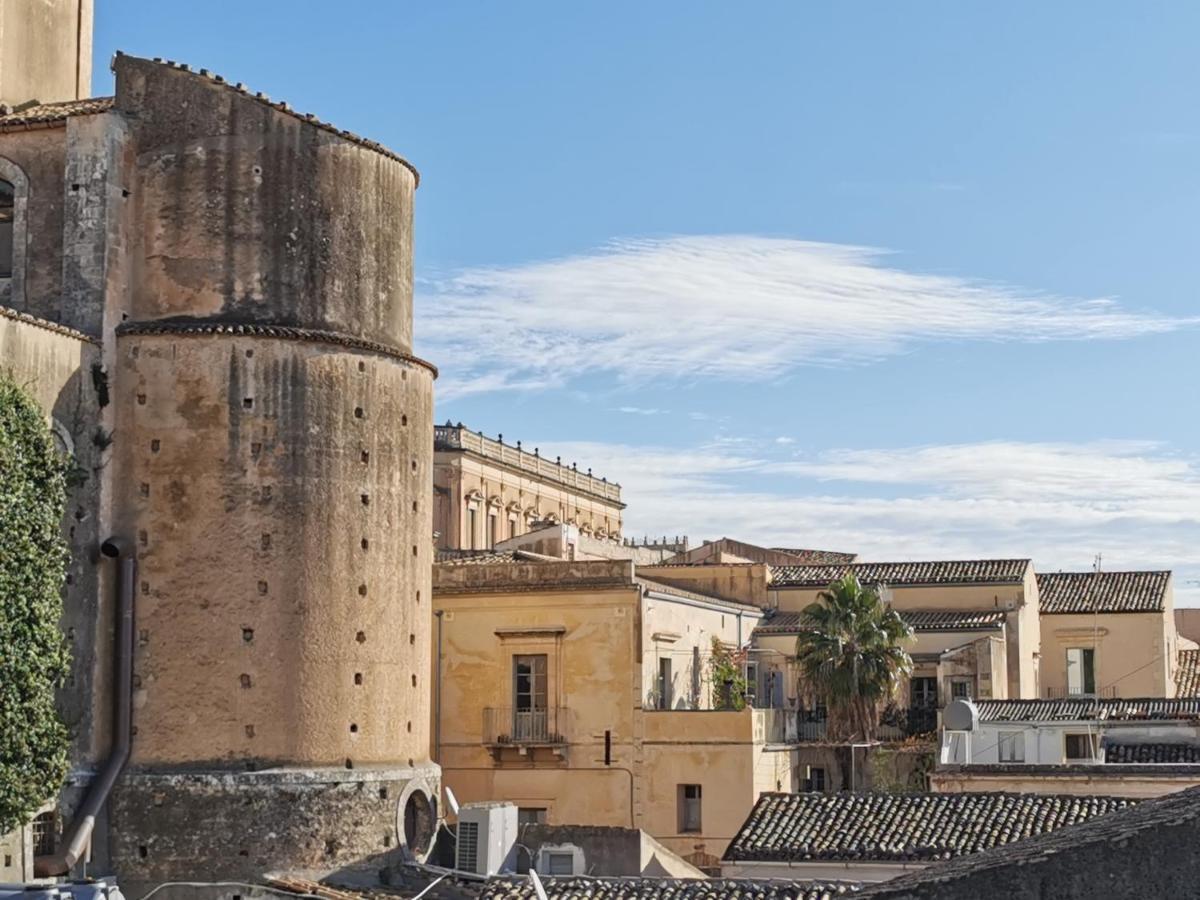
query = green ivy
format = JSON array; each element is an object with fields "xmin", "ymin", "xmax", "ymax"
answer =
[
  {"xmin": 0, "ymin": 375, "xmax": 71, "ymax": 834},
  {"xmin": 708, "ymin": 636, "xmax": 747, "ymax": 711}
]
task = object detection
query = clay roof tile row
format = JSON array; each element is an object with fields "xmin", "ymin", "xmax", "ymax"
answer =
[
  {"xmin": 1036, "ymin": 570, "xmax": 1170, "ymax": 614},
  {"xmin": 724, "ymin": 791, "xmax": 1134, "ymax": 863},
  {"xmin": 771, "ymin": 560, "xmax": 1031, "ymax": 589}
]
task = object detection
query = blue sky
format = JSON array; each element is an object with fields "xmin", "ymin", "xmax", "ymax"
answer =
[{"xmin": 96, "ymin": 2, "xmax": 1200, "ymax": 600}]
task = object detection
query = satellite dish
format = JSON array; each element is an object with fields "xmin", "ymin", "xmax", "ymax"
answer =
[
  {"xmin": 529, "ymin": 869, "xmax": 549, "ymax": 900},
  {"xmin": 444, "ymin": 785, "xmax": 460, "ymax": 816},
  {"xmin": 943, "ymin": 699, "xmax": 979, "ymax": 731}
]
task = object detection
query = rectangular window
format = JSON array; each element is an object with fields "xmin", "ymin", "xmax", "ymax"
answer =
[
  {"xmin": 467, "ymin": 508, "xmax": 478, "ymax": 550},
  {"xmin": 1065, "ymin": 732, "xmax": 1099, "ymax": 761},
  {"xmin": 806, "ymin": 766, "xmax": 826, "ymax": 792},
  {"xmin": 745, "ymin": 662, "xmax": 759, "ymax": 707},
  {"xmin": 488, "ymin": 513, "xmax": 497, "ymax": 549},
  {"xmin": 518, "ymin": 807, "xmax": 547, "ymax": 827},
  {"xmin": 911, "ymin": 676, "xmax": 938, "ymax": 709},
  {"xmin": 998, "ymin": 731, "xmax": 1025, "ymax": 762},
  {"xmin": 545, "ymin": 851, "xmax": 575, "ymax": 876},
  {"xmin": 678, "ymin": 784, "xmax": 702, "ymax": 833},
  {"xmin": 950, "ymin": 678, "xmax": 972, "ymax": 701},
  {"xmin": 658, "ymin": 656, "xmax": 673, "ymax": 710},
  {"xmin": 513, "ymin": 654, "xmax": 548, "ymax": 741},
  {"xmin": 1066, "ymin": 648, "xmax": 1096, "ymax": 696}
]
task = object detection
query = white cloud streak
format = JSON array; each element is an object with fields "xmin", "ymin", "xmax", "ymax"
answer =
[
  {"xmin": 417, "ymin": 236, "xmax": 1194, "ymax": 399},
  {"xmin": 541, "ymin": 437, "xmax": 1200, "ymax": 605}
]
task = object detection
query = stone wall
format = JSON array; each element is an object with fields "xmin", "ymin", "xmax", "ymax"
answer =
[{"xmin": 109, "ymin": 766, "xmax": 439, "ymax": 898}]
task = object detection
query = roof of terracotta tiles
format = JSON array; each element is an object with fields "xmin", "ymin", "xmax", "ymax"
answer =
[
  {"xmin": 771, "ymin": 560, "xmax": 1031, "ymax": 589},
  {"xmin": 1036, "ymin": 570, "xmax": 1171, "ymax": 614},
  {"xmin": 753, "ymin": 608, "xmax": 1005, "ymax": 636},
  {"xmin": 481, "ymin": 877, "xmax": 863, "ymax": 899},
  {"xmin": 1177, "ymin": 649, "xmax": 1200, "ymax": 697},
  {"xmin": 1105, "ymin": 742, "xmax": 1200, "ymax": 764},
  {"xmin": 724, "ymin": 791, "xmax": 1134, "ymax": 863},
  {"xmin": 976, "ymin": 697, "xmax": 1200, "ymax": 723},
  {"xmin": 858, "ymin": 785, "xmax": 1200, "ymax": 896},
  {"xmin": 0, "ymin": 97, "xmax": 114, "ymax": 129}
]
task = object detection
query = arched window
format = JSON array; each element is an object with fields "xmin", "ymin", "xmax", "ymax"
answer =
[
  {"xmin": 0, "ymin": 179, "xmax": 13, "ymax": 279},
  {"xmin": 0, "ymin": 158, "xmax": 28, "ymax": 305}
]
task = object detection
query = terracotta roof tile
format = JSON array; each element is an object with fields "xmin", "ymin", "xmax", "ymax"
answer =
[
  {"xmin": 1105, "ymin": 742, "xmax": 1200, "ymax": 763},
  {"xmin": 1036, "ymin": 571, "xmax": 1170, "ymax": 614},
  {"xmin": 1177, "ymin": 649, "xmax": 1200, "ymax": 697},
  {"xmin": 725, "ymin": 791, "xmax": 1133, "ymax": 863},
  {"xmin": 771, "ymin": 560, "xmax": 1030, "ymax": 589},
  {"xmin": 753, "ymin": 608, "xmax": 1005, "ymax": 636},
  {"xmin": 976, "ymin": 697, "xmax": 1200, "ymax": 723},
  {"xmin": 482, "ymin": 877, "xmax": 862, "ymax": 899},
  {"xmin": 0, "ymin": 97, "xmax": 114, "ymax": 128}
]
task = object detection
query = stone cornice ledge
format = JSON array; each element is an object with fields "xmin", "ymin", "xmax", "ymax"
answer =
[{"xmin": 115, "ymin": 319, "xmax": 438, "ymax": 377}]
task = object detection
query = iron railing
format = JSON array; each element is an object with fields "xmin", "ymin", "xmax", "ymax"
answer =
[{"xmin": 483, "ymin": 707, "xmax": 569, "ymax": 745}]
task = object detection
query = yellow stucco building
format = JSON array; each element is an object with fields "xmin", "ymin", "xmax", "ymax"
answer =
[
  {"xmin": 1037, "ymin": 571, "xmax": 1186, "ymax": 699},
  {"xmin": 431, "ymin": 555, "xmax": 789, "ymax": 865}
]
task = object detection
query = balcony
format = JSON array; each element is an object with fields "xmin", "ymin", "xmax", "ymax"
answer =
[
  {"xmin": 791, "ymin": 706, "xmax": 939, "ymax": 743},
  {"xmin": 483, "ymin": 707, "xmax": 569, "ymax": 751}
]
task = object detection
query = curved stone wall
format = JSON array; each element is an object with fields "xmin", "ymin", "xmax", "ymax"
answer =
[{"xmin": 116, "ymin": 332, "xmax": 433, "ymax": 767}]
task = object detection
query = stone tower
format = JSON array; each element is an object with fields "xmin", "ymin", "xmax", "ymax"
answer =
[
  {"xmin": 0, "ymin": 45, "xmax": 438, "ymax": 885},
  {"xmin": 0, "ymin": 0, "xmax": 93, "ymax": 107},
  {"xmin": 104, "ymin": 55, "xmax": 440, "ymax": 883}
]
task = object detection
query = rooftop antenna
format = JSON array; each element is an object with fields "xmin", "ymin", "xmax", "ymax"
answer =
[{"xmin": 529, "ymin": 869, "xmax": 549, "ymax": 900}]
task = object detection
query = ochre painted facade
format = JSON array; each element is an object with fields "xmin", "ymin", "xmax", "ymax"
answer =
[{"xmin": 432, "ymin": 559, "xmax": 772, "ymax": 860}]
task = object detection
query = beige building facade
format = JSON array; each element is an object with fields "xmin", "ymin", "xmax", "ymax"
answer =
[
  {"xmin": 433, "ymin": 423, "xmax": 625, "ymax": 551},
  {"xmin": 1037, "ymin": 571, "xmax": 1185, "ymax": 699},
  {"xmin": 432, "ymin": 556, "xmax": 781, "ymax": 863}
]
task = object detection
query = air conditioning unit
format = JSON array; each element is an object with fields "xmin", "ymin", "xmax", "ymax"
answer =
[{"xmin": 455, "ymin": 802, "xmax": 518, "ymax": 876}]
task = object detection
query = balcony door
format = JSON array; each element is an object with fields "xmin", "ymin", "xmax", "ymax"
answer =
[{"xmin": 513, "ymin": 654, "xmax": 548, "ymax": 741}]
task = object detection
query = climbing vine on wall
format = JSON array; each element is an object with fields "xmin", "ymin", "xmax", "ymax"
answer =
[
  {"xmin": 0, "ymin": 374, "xmax": 71, "ymax": 834},
  {"xmin": 708, "ymin": 636, "xmax": 748, "ymax": 710}
]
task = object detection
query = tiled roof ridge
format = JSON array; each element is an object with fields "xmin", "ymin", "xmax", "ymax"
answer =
[
  {"xmin": 0, "ymin": 304, "xmax": 97, "ymax": 344},
  {"xmin": 0, "ymin": 96, "xmax": 115, "ymax": 129},
  {"xmin": 117, "ymin": 52, "xmax": 420, "ymax": 185}
]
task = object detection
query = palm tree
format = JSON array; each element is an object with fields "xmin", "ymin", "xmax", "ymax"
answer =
[{"xmin": 794, "ymin": 574, "xmax": 913, "ymax": 741}]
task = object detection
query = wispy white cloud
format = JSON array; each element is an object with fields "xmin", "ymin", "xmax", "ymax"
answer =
[
  {"xmin": 613, "ymin": 406, "xmax": 666, "ymax": 416},
  {"xmin": 544, "ymin": 437, "xmax": 1200, "ymax": 605},
  {"xmin": 417, "ymin": 236, "xmax": 1194, "ymax": 398}
]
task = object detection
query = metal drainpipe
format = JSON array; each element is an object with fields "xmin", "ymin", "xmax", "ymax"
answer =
[
  {"xmin": 434, "ymin": 610, "xmax": 444, "ymax": 764},
  {"xmin": 36, "ymin": 537, "xmax": 135, "ymax": 877}
]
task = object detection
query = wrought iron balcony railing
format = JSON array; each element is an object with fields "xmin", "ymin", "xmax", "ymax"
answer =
[{"xmin": 483, "ymin": 707, "xmax": 569, "ymax": 746}]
